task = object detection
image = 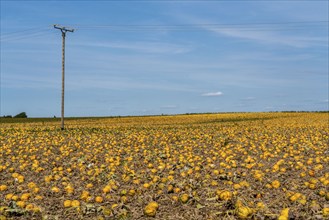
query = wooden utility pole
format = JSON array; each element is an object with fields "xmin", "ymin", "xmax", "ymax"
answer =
[{"xmin": 54, "ymin": 25, "xmax": 74, "ymax": 130}]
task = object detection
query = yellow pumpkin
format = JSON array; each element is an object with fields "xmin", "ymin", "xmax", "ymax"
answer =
[
  {"xmin": 180, "ymin": 194, "xmax": 189, "ymax": 203},
  {"xmin": 144, "ymin": 202, "xmax": 159, "ymax": 217},
  {"xmin": 216, "ymin": 190, "xmax": 232, "ymax": 201},
  {"xmin": 63, "ymin": 200, "xmax": 72, "ymax": 208},
  {"xmin": 237, "ymin": 206, "xmax": 253, "ymax": 219},
  {"xmin": 95, "ymin": 196, "xmax": 103, "ymax": 203},
  {"xmin": 71, "ymin": 200, "xmax": 80, "ymax": 207}
]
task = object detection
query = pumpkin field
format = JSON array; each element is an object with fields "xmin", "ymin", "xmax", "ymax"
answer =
[{"xmin": 0, "ymin": 112, "xmax": 328, "ymax": 219}]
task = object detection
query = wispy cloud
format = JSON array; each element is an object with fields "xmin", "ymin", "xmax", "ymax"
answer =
[
  {"xmin": 201, "ymin": 25, "xmax": 327, "ymax": 48},
  {"xmin": 66, "ymin": 75, "xmax": 197, "ymax": 93},
  {"xmin": 201, "ymin": 91, "xmax": 223, "ymax": 97},
  {"xmin": 73, "ymin": 41, "xmax": 192, "ymax": 54},
  {"xmin": 161, "ymin": 105, "xmax": 178, "ymax": 109},
  {"xmin": 176, "ymin": 15, "xmax": 327, "ymax": 48},
  {"xmin": 242, "ymin": 97, "xmax": 256, "ymax": 101},
  {"xmin": 2, "ymin": 74, "xmax": 59, "ymax": 89}
]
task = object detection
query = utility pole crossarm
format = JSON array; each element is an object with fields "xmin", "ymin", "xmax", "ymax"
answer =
[{"xmin": 54, "ymin": 24, "xmax": 74, "ymax": 33}]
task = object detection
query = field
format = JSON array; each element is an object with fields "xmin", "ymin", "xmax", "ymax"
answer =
[{"xmin": 1, "ymin": 112, "xmax": 329, "ymax": 219}]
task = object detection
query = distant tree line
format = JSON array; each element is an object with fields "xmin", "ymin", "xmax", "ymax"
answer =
[
  {"xmin": 269, "ymin": 111, "xmax": 329, "ymax": 113},
  {"xmin": 2, "ymin": 112, "xmax": 28, "ymax": 118}
]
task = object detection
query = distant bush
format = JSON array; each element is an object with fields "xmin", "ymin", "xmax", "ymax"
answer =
[
  {"xmin": 3, "ymin": 115, "xmax": 12, "ymax": 118},
  {"xmin": 14, "ymin": 112, "xmax": 28, "ymax": 118}
]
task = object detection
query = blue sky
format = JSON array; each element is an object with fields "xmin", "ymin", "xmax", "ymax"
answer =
[{"xmin": 1, "ymin": 1, "xmax": 328, "ymax": 117}]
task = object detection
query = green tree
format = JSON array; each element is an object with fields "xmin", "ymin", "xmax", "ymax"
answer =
[{"xmin": 14, "ymin": 112, "xmax": 27, "ymax": 118}]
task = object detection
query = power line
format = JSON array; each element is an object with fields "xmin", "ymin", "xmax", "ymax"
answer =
[
  {"xmin": 72, "ymin": 20, "xmax": 328, "ymax": 27},
  {"xmin": 1, "ymin": 27, "xmax": 51, "ymax": 37},
  {"xmin": 73, "ymin": 25, "xmax": 328, "ymax": 32},
  {"xmin": 0, "ymin": 25, "xmax": 53, "ymax": 42},
  {"xmin": 68, "ymin": 20, "xmax": 329, "ymax": 31},
  {"xmin": 0, "ymin": 29, "xmax": 53, "ymax": 42},
  {"xmin": 1, "ymin": 0, "xmax": 327, "ymax": 1},
  {"xmin": 1, "ymin": 20, "xmax": 327, "ymax": 41}
]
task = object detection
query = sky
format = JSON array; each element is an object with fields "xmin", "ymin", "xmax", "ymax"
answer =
[{"xmin": 1, "ymin": 0, "xmax": 328, "ymax": 117}]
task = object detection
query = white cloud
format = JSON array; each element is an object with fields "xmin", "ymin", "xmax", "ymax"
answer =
[
  {"xmin": 161, "ymin": 105, "xmax": 178, "ymax": 109},
  {"xmin": 2, "ymin": 73, "xmax": 59, "ymax": 89},
  {"xmin": 176, "ymin": 15, "xmax": 327, "ymax": 48},
  {"xmin": 203, "ymin": 26, "xmax": 327, "ymax": 48},
  {"xmin": 201, "ymin": 91, "xmax": 223, "ymax": 97},
  {"xmin": 243, "ymin": 97, "xmax": 256, "ymax": 100},
  {"xmin": 73, "ymin": 41, "xmax": 192, "ymax": 54},
  {"xmin": 65, "ymin": 75, "xmax": 197, "ymax": 93}
]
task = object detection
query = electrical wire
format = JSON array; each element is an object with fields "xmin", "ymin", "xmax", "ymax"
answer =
[
  {"xmin": 73, "ymin": 25, "xmax": 328, "ymax": 32},
  {"xmin": 0, "ymin": 29, "xmax": 53, "ymax": 42},
  {"xmin": 70, "ymin": 21, "xmax": 329, "ymax": 32},
  {"xmin": 1, "ymin": 27, "xmax": 50, "ymax": 37},
  {"xmin": 1, "ymin": 21, "xmax": 327, "ymax": 41},
  {"xmin": 72, "ymin": 20, "xmax": 328, "ymax": 27}
]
